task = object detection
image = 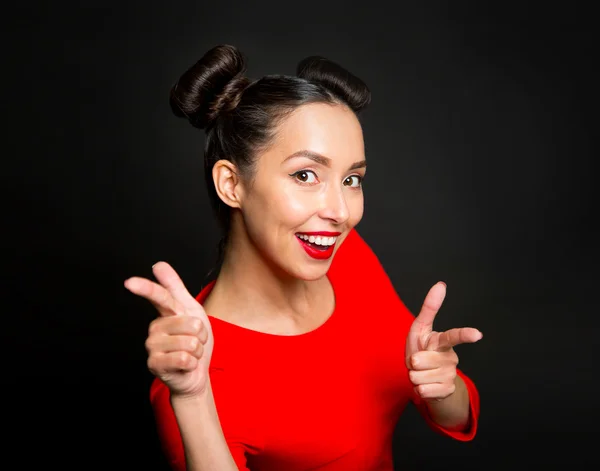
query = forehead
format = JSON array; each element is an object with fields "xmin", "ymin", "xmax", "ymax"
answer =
[{"xmin": 266, "ymin": 103, "xmax": 365, "ymax": 164}]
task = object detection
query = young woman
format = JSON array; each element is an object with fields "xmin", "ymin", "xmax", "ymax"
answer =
[{"xmin": 124, "ymin": 44, "xmax": 483, "ymax": 471}]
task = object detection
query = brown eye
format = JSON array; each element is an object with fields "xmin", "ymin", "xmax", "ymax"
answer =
[
  {"xmin": 344, "ymin": 175, "xmax": 362, "ymax": 187},
  {"xmin": 291, "ymin": 170, "xmax": 318, "ymax": 184}
]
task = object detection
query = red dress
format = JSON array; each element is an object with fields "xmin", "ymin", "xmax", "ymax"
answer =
[{"xmin": 150, "ymin": 229, "xmax": 480, "ymax": 470}]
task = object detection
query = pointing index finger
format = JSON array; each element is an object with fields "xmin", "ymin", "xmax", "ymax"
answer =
[{"xmin": 431, "ymin": 327, "xmax": 483, "ymax": 351}]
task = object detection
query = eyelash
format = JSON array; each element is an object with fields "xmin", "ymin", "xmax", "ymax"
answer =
[{"xmin": 289, "ymin": 170, "xmax": 364, "ymax": 188}]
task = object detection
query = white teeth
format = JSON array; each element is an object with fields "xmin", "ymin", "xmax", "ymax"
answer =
[{"xmin": 297, "ymin": 234, "xmax": 337, "ymax": 246}]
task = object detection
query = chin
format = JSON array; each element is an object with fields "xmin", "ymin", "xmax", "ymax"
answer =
[{"xmin": 291, "ymin": 264, "xmax": 332, "ymax": 282}]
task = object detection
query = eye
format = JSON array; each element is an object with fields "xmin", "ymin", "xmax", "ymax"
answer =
[
  {"xmin": 291, "ymin": 170, "xmax": 318, "ymax": 184},
  {"xmin": 343, "ymin": 175, "xmax": 362, "ymax": 188}
]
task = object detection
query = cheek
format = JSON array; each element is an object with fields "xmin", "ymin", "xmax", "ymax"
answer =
[
  {"xmin": 281, "ymin": 192, "xmax": 316, "ymax": 217},
  {"xmin": 245, "ymin": 185, "xmax": 314, "ymax": 232}
]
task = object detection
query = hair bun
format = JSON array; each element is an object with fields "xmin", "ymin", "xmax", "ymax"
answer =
[
  {"xmin": 170, "ymin": 44, "xmax": 250, "ymax": 129},
  {"xmin": 296, "ymin": 56, "xmax": 370, "ymax": 113}
]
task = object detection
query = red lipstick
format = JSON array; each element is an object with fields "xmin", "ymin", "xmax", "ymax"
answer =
[
  {"xmin": 295, "ymin": 232, "xmax": 341, "ymax": 260},
  {"xmin": 296, "ymin": 231, "xmax": 341, "ymax": 237}
]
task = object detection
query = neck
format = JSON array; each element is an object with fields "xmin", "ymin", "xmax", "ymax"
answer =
[{"xmin": 208, "ymin": 225, "xmax": 327, "ymax": 321}]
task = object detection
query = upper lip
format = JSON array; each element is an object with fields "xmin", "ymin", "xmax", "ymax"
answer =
[{"xmin": 296, "ymin": 231, "xmax": 341, "ymax": 236}]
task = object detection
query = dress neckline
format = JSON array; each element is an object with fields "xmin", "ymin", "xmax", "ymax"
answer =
[{"xmin": 200, "ymin": 273, "xmax": 339, "ymax": 340}]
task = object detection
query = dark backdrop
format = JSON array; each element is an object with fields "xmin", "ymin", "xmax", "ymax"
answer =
[{"xmin": 6, "ymin": 2, "xmax": 596, "ymax": 469}]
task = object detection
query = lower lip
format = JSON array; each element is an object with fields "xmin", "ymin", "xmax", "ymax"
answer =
[{"xmin": 296, "ymin": 236, "xmax": 335, "ymax": 260}]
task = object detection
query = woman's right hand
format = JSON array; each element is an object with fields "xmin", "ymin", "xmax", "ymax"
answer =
[{"xmin": 124, "ymin": 261, "xmax": 214, "ymax": 398}]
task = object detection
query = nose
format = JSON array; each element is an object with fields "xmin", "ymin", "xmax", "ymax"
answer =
[{"xmin": 319, "ymin": 184, "xmax": 350, "ymax": 225}]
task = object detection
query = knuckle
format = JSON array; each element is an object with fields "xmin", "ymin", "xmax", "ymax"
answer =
[
  {"xmin": 192, "ymin": 318, "xmax": 203, "ymax": 333},
  {"xmin": 188, "ymin": 336, "xmax": 199, "ymax": 351},
  {"xmin": 147, "ymin": 355, "xmax": 158, "ymax": 374},
  {"xmin": 199, "ymin": 327, "xmax": 209, "ymax": 344},
  {"xmin": 148, "ymin": 319, "xmax": 162, "ymax": 335},
  {"xmin": 195, "ymin": 342, "xmax": 204, "ymax": 358},
  {"xmin": 176, "ymin": 352, "xmax": 189, "ymax": 368},
  {"xmin": 148, "ymin": 320, "xmax": 157, "ymax": 335},
  {"xmin": 144, "ymin": 336, "xmax": 154, "ymax": 353},
  {"xmin": 187, "ymin": 355, "xmax": 198, "ymax": 369}
]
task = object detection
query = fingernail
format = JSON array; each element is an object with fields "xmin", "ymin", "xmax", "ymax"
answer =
[{"xmin": 439, "ymin": 281, "xmax": 446, "ymax": 287}]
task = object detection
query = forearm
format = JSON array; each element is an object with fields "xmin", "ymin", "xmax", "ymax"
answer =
[
  {"xmin": 424, "ymin": 375, "xmax": 471, "ymax": 432},
  {"xmin": 170, "ymin": 381, "xmax": 238, "ymax": 471}
]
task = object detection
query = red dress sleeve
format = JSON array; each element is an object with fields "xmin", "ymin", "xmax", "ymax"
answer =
[
  {"xmin": 149, "ymin": 282, "xmax": 263, "ymax": 470},
  {"xmin": 345, "ymin": 229, "xmax": 480, "ymax": 441},
  {"xmin": 149, "ymin": 377, "xmax": 255, "ymax": 470},
  {"xmin": 412, "ymin": 369, "xmax": 480, "ymax": 441}
]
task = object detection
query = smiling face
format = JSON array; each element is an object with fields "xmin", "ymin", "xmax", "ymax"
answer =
[{"xmin": 234, "ymin": 102, "xmax": 366, "ymax": 281}]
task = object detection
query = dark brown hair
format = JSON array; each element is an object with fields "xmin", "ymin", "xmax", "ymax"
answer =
[{"xmin": 169, "ymin": 44, "xmax": 370, "ymax": 268}]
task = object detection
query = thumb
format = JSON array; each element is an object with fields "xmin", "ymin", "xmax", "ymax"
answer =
[
  {"xmin": 411, "ymin": 282, "xmax": 446, "ymax": 333},
  {"xmin": 152, "ymin": 262, "xmax": 201, "ymax": 313}
]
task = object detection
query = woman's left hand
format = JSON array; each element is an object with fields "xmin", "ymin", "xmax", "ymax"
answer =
[{"xmin": 405, "ymin": 282, "xmax": 482, "ymax": 402}]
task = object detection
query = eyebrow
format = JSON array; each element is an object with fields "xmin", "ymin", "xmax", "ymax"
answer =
[{"xmin": 283, "ymin": 150, "xmax": 367, "ymax": 170}]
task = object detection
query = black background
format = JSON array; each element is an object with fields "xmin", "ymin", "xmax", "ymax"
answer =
[{"xmin": 5, "ymin": 2, "xmax": 597, "ymax": 469}]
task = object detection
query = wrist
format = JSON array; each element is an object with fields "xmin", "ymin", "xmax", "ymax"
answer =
[
  {"xmin": 424, "ymin": 376, "xmax": 470, "ymax": 430},
  {"xmin": 170, "ymin": 382, "xmax": 213, "ymax": 406},
  {"xmin": 425, "ymin": 375, "xmax": 463, "ymax": 408}
]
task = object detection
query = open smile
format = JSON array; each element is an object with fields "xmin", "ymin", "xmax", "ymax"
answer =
[{"xmin": 295, "ymin": 232, "xmax": 341, "ymax": 260}]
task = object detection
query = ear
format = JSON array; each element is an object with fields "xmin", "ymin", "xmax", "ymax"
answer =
[{"xmin": 212, "ymin": 159, "xmax": 244, "ymax": 209}]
